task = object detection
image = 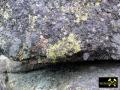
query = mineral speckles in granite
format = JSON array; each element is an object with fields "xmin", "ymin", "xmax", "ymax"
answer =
[
  {"xmin": 0, "ymin": 0, "xmax": 120, "ymax": 62},
  {"xmin": 0, "ymin": 3, "xmax": 12, "ymax": 20},
  {"xmin": 29, "ymin": 15, "xmax": 38, "ymax": 32}
]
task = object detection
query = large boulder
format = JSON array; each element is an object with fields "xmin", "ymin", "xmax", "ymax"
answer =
[
  {"xmin": 0, "ymin": 0, "xmax": 120, "ymax": 71},
  {"xmin": 0, "ymin": 0, "xmax": 120, "ymax": 90}
]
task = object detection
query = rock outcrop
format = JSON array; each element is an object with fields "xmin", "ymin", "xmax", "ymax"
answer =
[
  {"xmin": 0, "ymin": 0, "xmax": 120, "ymax": 64},
  {"xmin": 0, "ymin": 0, "xmax": 120, "ymax": 90},
  {"xmin": 0, "ymin": 56, "xmax": 120, "ymax": 90}
]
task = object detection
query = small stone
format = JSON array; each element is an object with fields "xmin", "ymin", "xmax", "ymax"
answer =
[{"xmin": 83, "ymin": 53, "xmax": 90, "ymax": 61}]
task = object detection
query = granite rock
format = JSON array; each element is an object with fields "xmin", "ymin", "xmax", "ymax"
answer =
[{"xmin": 0, "ymin": 0, "xmax": 120, "ymax": 64}]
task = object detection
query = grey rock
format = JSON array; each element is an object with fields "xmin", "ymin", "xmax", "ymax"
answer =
[
  {"xmin": 1, "ymin": 1, "xmax": 120, "ymax": 63},
  {"xmin": 6, "ymin": 62, "xmax": 120, "ymax": 90},
  {"xmin": 83, "ymin": 53, "xmax": 90, "ymax": 61},
  {"xmin": 1, "ymin": 0, "xmax": 120, "ymax": 63},
  {"xmin": 0, "ymin": 0, "xmax": 120, "ymax": 83}
]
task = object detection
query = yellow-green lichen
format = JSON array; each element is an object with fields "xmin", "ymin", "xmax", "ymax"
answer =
[
  {"xmin": 0, "ymin": 3, "xmax": 12, "ymax": 20},
  {"xmin": 3, "ymin": 11, "xmax": 10, "ymax": 19},
  {"xmin": 95, "ymin": 0, "xmax": 102, "ymax": 6},
  {"xmin": 60, "ymin": 2, "xmax": 89, "ymax": 23},
  {"xmin": 47, "ymin": 33, "xmax": 81, "ymax": 62},
  {"xmin": 74, "ymin": 13, "xmax": 88, "ymax": 23},
  {"xmin": 84, "ymin": 0, "xmax": 102, "ymax": 7},
  {"xmin": 29, "ymin": 15, "xmax": 37, "ymax": 31},
  {"xmin": 17, "ymin": 43, "xmax": 30, "ymax": 61}
]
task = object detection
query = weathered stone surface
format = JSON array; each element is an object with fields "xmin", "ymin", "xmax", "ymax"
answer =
[
  {"xmin": 0, "ymin": 55, "xmax": 120, "ymax": 90},
  {"xmin": 0, "ymin": 0, "xmax": 120, "ymax": 89},
  {"xmin": 5, "ymin": 62, "xmax": 120, "ymax": 90},
  {"xmin": 0, "ymin": 55, "xmax": 49, "ymax": 73},
  {"xmin": 0, "ymin": 73, "xmax": 7, "ymax": 90},
  {"xmin": 0, "ymin": 0, "xmax": 120, "ymax": 65}
]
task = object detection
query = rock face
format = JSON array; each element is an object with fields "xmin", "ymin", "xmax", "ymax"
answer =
[
  {"xmin": 1, "ymin": 59, "xmax": 120, "ymax": 90},
  {"xmin": 0, "ymin": 0, "xmax": 120, "ymax": 64},
  {"xmin": 0, "ymin": 0, "xmax": 120, "ymax": 90}
]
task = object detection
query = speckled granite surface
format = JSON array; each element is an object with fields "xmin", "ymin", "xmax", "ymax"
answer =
[
  {"xmin": 0, "ymin": 0, "xmax": 120, "ymax": 90},
  {"xmin": 0, "ymin": 0, "xmax": 120, "ymax": 63}
]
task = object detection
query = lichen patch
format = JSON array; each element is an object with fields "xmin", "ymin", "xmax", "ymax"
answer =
[
  {"xmin": 47, "ymin": 33, "xmax": 81, "ymax": 62},
  {"xmin": 29, "ymin": 15, "xmax": 38, "ymax": 31},
  {"xmin": 0, "ymin": 3, "xmax": 12, "ymax": 20}
]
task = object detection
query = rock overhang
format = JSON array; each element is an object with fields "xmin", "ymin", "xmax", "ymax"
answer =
[{"xmin": 0, "ymin": 0, "xmax": 120, "ymax": 64}]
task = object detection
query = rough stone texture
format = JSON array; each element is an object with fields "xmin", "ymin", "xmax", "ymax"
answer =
[
  {"xmin": 1, "ymin": 61, "xmax": 120, "ymax": 90},
  {"xmin": 0, "ymin": 0, "xmax": 120, "ymax": 64},
  {"xmin": 0, "ymin": 0, "xmax": 120, "ymax": 90}
]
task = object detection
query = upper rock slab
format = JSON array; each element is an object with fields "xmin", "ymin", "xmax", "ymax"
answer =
[{"xmin": 0, "ymin": 0, "xmax": 120, "ymax": 63}]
